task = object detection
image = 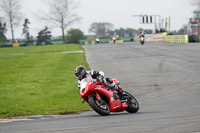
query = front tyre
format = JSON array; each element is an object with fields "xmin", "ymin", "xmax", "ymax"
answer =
[
  {"xmin": 88, "ymin": 96, "xmax": 110, "ymax": 116},
  {"xmin": 124, "ymin": 91, "xmax": 139, "ymax": 113}
]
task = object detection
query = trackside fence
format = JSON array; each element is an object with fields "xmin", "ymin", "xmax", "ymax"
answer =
[
  {"xmin": 134, "ymin": 34, "xmax": 191, "ymax": 44},
  {"xmin": 163, "ymin": 35, "xmax": 189, "ymax": 44}
]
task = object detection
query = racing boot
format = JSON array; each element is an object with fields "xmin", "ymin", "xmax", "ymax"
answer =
[
  {"xmin": 105, "ymin": 77, "xmax": 125, "ymax": 98},
  {"xmin": 113, "ymin": 84, "xmax": 126, "ymax": 99}
]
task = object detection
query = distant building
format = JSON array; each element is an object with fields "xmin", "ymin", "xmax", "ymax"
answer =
[{"xmin": 184, "ymin": 10, "xmax": 200, "ymax": 35}]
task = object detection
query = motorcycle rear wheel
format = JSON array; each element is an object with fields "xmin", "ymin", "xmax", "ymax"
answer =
[
  {"xmin": 123, "ymin": 91, "xmax": 139, "ymax": 113},
  {"xmin": 140, "ymin": 41, "xmax": 144, "ymax": 45},
  {"xmin": 88, "ymin": 96, "xmax": 110, "ymax": 116}
]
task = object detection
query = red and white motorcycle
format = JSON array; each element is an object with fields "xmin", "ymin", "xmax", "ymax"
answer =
[
  {"xmin": 79, "ymin": 76, "xmax": 139, "ymax": 116},
  {"xmin": 140, "ymin": 36, "xmax": 145, "ymax": 45}
]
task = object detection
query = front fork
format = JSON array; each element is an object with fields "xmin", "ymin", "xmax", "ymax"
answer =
[
  {"xmin": 95, "ymin": 92, "xmax": 101, "ymax": 102},
  {"xmin": 84, "ymin": 92, "xmax": 102, "ymax": 104}
]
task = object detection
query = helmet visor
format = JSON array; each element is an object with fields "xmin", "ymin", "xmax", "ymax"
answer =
[{"xmin": 77, "ymin": 73, "xmax": 83, "ymax": 78}]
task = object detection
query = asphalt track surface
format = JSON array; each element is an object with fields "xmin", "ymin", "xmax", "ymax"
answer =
[{"xmin": 1, "ymin": 42, "xmax": 200, "ymax": 133}]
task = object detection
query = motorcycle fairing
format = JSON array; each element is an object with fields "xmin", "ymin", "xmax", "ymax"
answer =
[{"xmin": 83, "ymin": 79, "xmax": 128, "ymax": 112}]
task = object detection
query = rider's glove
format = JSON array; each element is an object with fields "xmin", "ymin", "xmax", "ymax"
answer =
[
  {"xmin": 105, "ymin": 77, "xmax": 113, "ymax": 84},
  {"xmin": 98, "ymin": 75, "xmax": 104, "ymax": 81},
  {"xmin": 91, "ymin": 70, "xmax": 100, "ymax": 79}
]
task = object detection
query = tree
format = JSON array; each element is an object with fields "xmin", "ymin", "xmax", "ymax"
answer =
[
  {"xmin": 125, "ymin": 28, "xmax": 137, "ymax": 37},
  {"xmin": 114, "ymin": 28, "xmax": 137, "ymax": 38},
  {"xmin": 177, "ymin": 28, "xmax": 185, "ymax": 35},
  {"xmin": 115, "ymin": 28, "xmax": 126, "ymax": 38},
  {"xmin": 38, "ymin": 0, "xmax": 81, "ymax": 44},
  {"xmin": 0, "ymin": 0, "xmax": 22, "ymax": 42},
  {"xmin": 144, "ymin": 29, "xmax": 153, "ymax": 34},
  {"xmin": 36, "ymin": 26, "xmax": 52, "ymax": 46},
  {"xmin": 0, "ymin": 21, "xmax": 7, "ymax": 43},
  {"xmin": 138, "ymin": 28, "xmax": 144, "ymax": 33},
  {"xmin": 86, "ymin": 35, "xmax": 96, "ymax": 44},
  {"xmin": 66, "ymin": 29, "xmax": 84, "ymax": 44},
  {"xmin": 22, "ymin": 18, "xmax": 33, "ymax": 46},
  {"xmin": 170, "ymin": 28, "xmax": 184, "ymax": 35},
  {"xmin": 89, "ymin": 22, "xmax": 114, "ymax": 38}
]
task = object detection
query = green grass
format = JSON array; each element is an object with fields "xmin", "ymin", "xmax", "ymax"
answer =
[
  {"xmin": 0, "ymin": 44, "xmax": 91, "ymax": 118},
  {"xmin": 0, "ymin": 44, "xmax": 83, "ymax": 54}
]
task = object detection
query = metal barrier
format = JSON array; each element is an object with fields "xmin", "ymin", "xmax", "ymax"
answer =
[
  {"xmin": 164, "ymin": 35, "xmax": 189, "ymax": 44},
  {"xmin": 133, "ymin": 34, "xmax": 189, "ymax": 44},
  {"xmin": 153, "ymin": 33, "xmax": 164, "ymax": 42},
  {"xmin": 109, "ymin": 40, "xmax": 124, "ymax": 43},
  {"xmin": 134, "ymin": 37, "xmax": 139, "ymax": 42},
  {"xmin": 134, "ymin": 33, "xmax": 163, "ymax": 42},
  {"xmin": 13, "ymin": 43, "xmax": 20, "ymax": 47},
  {"xmin": 1, "ymin": 43, "xmax": 27, "ymax": 48},
  {"xmin": 145, "ymin": 34, "xmax": 154, "ymax": 42}
]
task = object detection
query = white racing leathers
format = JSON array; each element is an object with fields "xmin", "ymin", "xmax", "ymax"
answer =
[{"xmin": 77, "ymin": 70, "xmax": 117, "ymax": 90}]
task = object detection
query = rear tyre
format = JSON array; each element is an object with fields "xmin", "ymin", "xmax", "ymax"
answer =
[
  {"xmin": 88, "ymin": 96, "xmax": 110, "ymax": 116},
  {"xmin": 124, "ymin": 91, "xmax": 139, "ymax": 113}
]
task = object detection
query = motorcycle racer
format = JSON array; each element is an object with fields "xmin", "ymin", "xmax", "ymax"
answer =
[
  {"xmin": 139, "ymin": 32, "xmax": 145, "ymax": 38},
  {"xmin": 74, "ymin": 65, "xmax": 125, "ymax": 98}
]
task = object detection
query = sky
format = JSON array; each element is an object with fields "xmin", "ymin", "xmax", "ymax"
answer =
[{"xmin": 1, "ymin": 0, "xmax": 197, "ymax": 39}]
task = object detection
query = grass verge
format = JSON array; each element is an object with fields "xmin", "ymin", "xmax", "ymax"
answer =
[
  {"xmin": 0, "ymin": 44, "xmax": 91, "ymax": 118},
  {"xmin": 0, "ymin": 44, "xmax": 83, "ymax": 54}
]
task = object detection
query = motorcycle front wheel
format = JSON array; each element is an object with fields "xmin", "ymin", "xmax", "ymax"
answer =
[
  {"xmin": 123, "ymin": 91, "xmax": 139, "ymax": 113},
  {"xmin": 88, "ymin": 96, "xmax": 110, "ymax": 116}
]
